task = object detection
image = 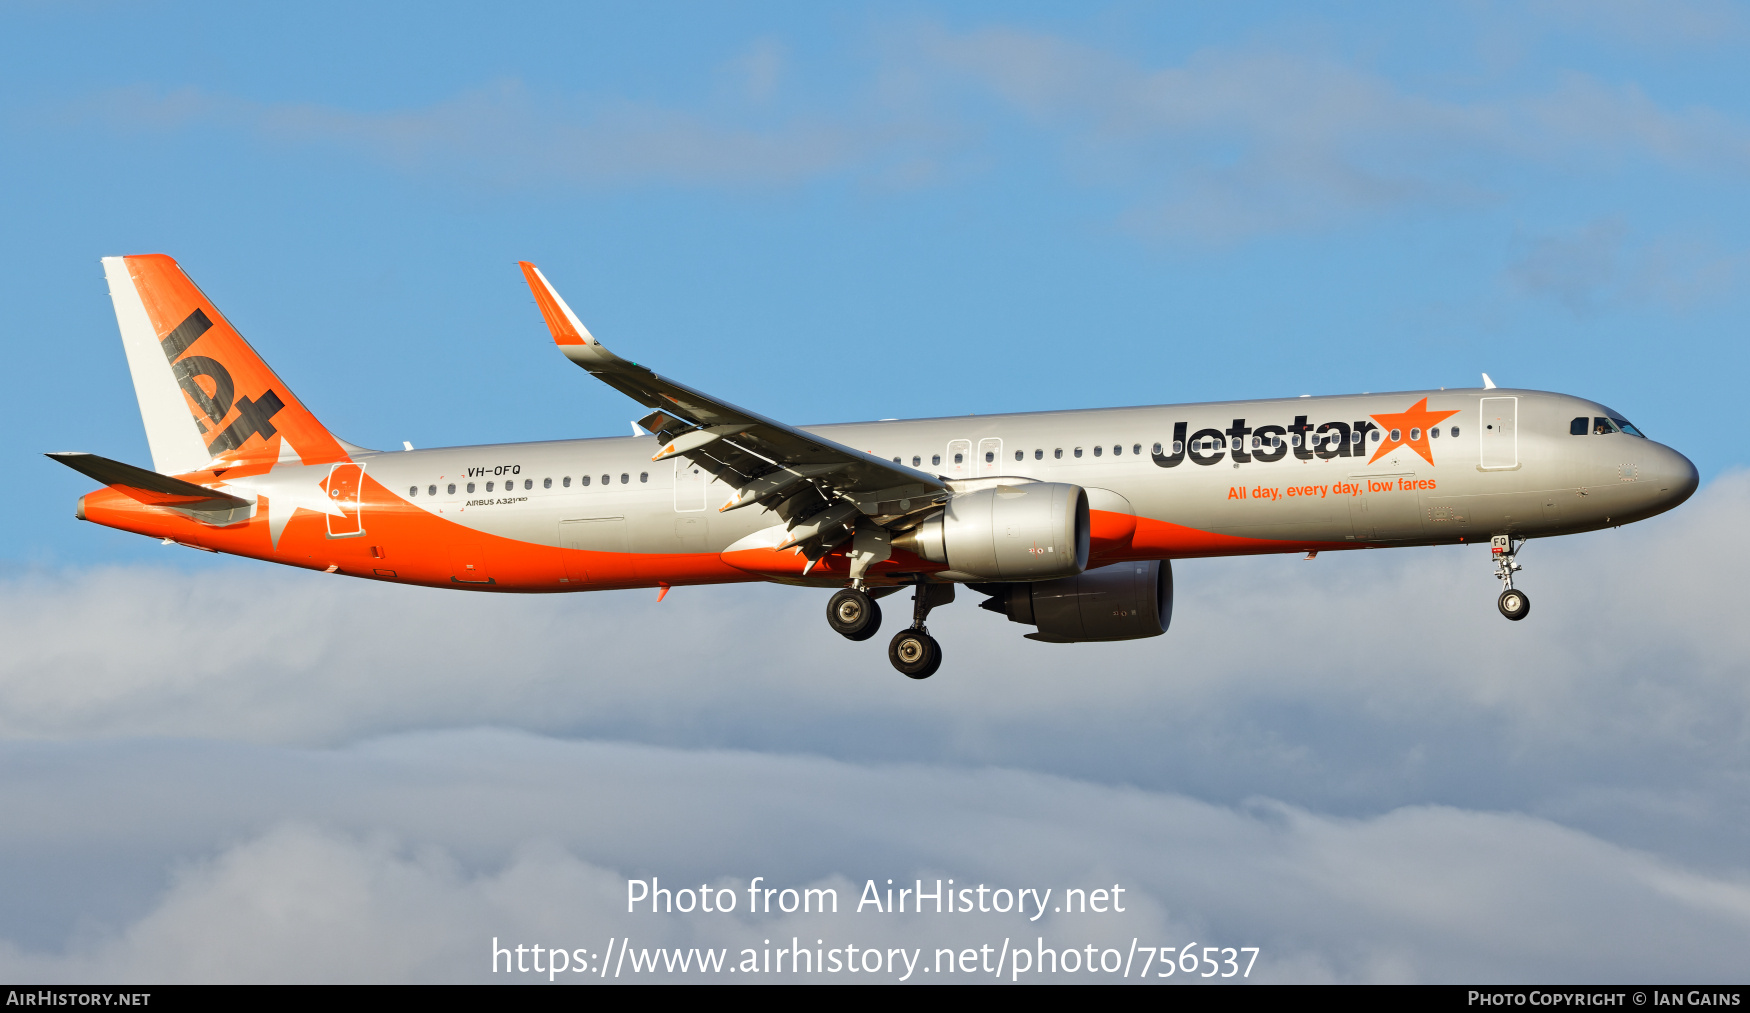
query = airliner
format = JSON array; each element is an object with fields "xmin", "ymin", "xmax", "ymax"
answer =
[{"xmin": 51, "ymin": 255, "xmax": 1699, "ymax": 678}]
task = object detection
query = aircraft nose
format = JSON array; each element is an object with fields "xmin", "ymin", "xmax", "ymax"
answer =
[{"xmin": 1645, "ymin": 443, "xmax": 1699, "ymax": 514}]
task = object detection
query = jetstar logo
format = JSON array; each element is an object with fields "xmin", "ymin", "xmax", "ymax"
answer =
[
  {"xmin": 1151, "ymin": 399, "xmax": 1461, "ymax": 469},
  {"xmin": 160, "ymin": 308, "xmax": 285, "ymax": 456},
  {"xmin": 1365, "ymin": 397, "xmax": 1459, "ymax": 465}
]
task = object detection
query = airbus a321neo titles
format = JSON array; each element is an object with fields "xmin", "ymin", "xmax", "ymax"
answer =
[{"xmin": 51, "ymin": 255, "xmax": 1699, "ymax": 678}]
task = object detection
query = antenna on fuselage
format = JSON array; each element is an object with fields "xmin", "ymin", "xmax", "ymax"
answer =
[{"xmin": 1481, "ymin": 373, "xmax": 1498, "ymax": 389}]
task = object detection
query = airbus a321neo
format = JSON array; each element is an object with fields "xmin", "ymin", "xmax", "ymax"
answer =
[{"xmin": 51, "ymin": 255, "xmax": 1699, "ymax": 678}]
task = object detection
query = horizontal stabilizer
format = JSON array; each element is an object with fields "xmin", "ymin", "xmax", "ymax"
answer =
[{"xmin": 47, "ymin": 452, "xmax": 252, "ymax": 512}]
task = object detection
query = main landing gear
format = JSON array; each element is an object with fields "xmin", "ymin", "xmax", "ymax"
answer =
[
  {"xmin": 829, "ymin": 583, "xmax": 951, "ymax": 678},
  {"xmin": 889, "ymin": 583, "xmax": 952, "ymax": 679},
  {"xmin": 1492, "ymin": 535, "xmax": 1531, "ymax": 621},
  {"xmin": 826, "ymin": 588, "xmax": 883, "ymax": 641}
]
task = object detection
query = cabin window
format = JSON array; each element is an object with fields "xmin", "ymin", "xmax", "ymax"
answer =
[
  {"xmin": 1370, "ymin": 430, "xmax": 1381, "ymax": 442},
  {"xmin": 448, "ymin": 483, "xmax": 457, "ymax": 495},
  {"xmin": 1351, "ymin": 431, "xmax": 1362, "ymax": 444},
  {"xmin": 985, "ymin": 451, "xmax": 994, "ymax": 463},
  {"xmin": 1054, "ymin": 448, "xmax": 1063, "ymax": 459},
  {"xmin": 486, "ymin": 481, "xmax": 494, "ymax": 492},
  {"xmin": 1074, "ymin": 447, "xmax": 1083, "ymax": 458},
  {"xmin": 954, "ymin": 452, "xmax": 964, "ymax": 464},
  {"xmin": 408, "ymin": 486, "xmax": 418, "ymax": 497},
  {"xmin": 620, "ymin": 473, "xmax": 629, "ymax": 484},
  {"xmin": 1172, "ymin": 440, "xmax": 1183, "ymax": 454},
  {"xmin": 428, "ymin": 485, "xmax": 437, "ymax": 496},
  {"xmin": 1093, "ymin": 446, "xmax": 1103, "ymax": 457},
  {"xmin": 467, "ymin": 482, "xmax": 476, "ymax": 493},
  {"xmin": 1112, "ymin": 445, "xmax": 1122, "ymax": 456},
  {"xmin": 639, "ymin": 472, "xmax": 648, "ymax": 483},
  {"xmin": 1389, "ymin": 429, "xmax": 1401, "ymax": 442},
  {"xmin": 602, "ymin": 475, "xmax": 610, "ymax": 485},
  {"xmin": 1230, "ymin": 437, "xmax": 1242, "ymax": 451},
  {"xmin": 581, "ymin": 475, "xmax": 591, "ymax": 486},
  {"xmin": 1431, "ymin": 428, "xmax": 1441, "ymax": 439},
  {"xmin": 1152, "ymin": 442, "xmax": 1162, "ymax": 455},
  {"xmin": 892, "ymin": 457, "xmax": 900, "ymax": 464},
  {"xmin": 1035, "ymin": 449, "xmax": 1044, "ymax": 460},
  {"xmin": 1250, "ymin": 436, "xmax": 1260, "ymax": 449},
  {"xmin": 1450, "ymin": 427, "xmax": 1459, "ymax": 437},
  {"xmin": 563, "ymin": 476, "xmax": 571, "ymax": 487},
  {"xmin": 1133, "ymin": 444, "xmax": 1142, "ymax": 455},
  {"xmin": 543, "ymin": 477, "xmax": 552, "ymax": 489},
  {"xmin": 1290, "ymin": 433, "xmax": 1302, "ymax": 447},
  {"xmin": 524, "ymin": 479, "xmax": 533, "ymax": 490},
  {"xmin": 1014, "ymin": 450, "xmax": 1023, "ymax": 461},
  {"xmin": 912, "ymin": 456, "xmax": 921, "ymax": 466},
  {"xmin": 1409, "ymin": 428, "xmax": 1420, "ymax": 441}
]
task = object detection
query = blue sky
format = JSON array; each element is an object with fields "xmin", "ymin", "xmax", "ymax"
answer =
[
  {"xmin": 2, "ymin": 2, "xmax": 1748, "ymax": 983},
  {"xmin": 9, "ymin": 1, "xmax": 1749, "ymax": 566}
]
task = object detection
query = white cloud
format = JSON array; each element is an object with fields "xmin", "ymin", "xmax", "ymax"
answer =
[
  {"xmin": 912, "ymin": 27, "xmax": 1750, "ymax": 238},
  {"xmin": 64, "ymin": 24, "xmax": 1750, "ymax": 238},
  {"xmin": 85, "ymin": 81, "xmax": 901, "ymax": 189},
  {"xmin": 1508, "ymin": 219, "xmax": 1749, "ymax": 313},
  {"xmin": 5, "ymin": 475, "xmax": 1747, "ymax": 863},
  {"xmin": 0, "ymin": 734, "xmax": 1746, "ymax": 982},
  {"xmin": 6, "ymin": 466, "xmax": 1745, "ymax": 981}
]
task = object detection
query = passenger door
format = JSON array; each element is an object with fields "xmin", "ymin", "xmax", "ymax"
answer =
[{"xmin": 1479, "ymin": 397, "xmax": 1518, "ymax": 470}]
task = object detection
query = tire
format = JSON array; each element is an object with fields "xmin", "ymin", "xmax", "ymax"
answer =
[
  {"xmin": 888, "ymin": 629, "xmax": 942, "ymax": 679},
  {"xmin": 827, "ymin": 589, "xmax": 881, "ymax": 641},
  {"xmin": 1497, "ymin": 588, "xmax": 1531, "ymax": 621}
]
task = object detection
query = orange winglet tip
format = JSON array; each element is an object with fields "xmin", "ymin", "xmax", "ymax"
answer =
[
  {"xmin": 657, "ymin": 582, "xmax": 671, "ymax": 602},
  {"xmin": 518, "ymin": 261, "xmax": 590, "ymax": 347}
]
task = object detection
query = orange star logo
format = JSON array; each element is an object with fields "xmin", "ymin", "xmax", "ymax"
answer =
[{"xmin": 1368, "ymin": 397, "xmax": 1460, "ymax": 465}]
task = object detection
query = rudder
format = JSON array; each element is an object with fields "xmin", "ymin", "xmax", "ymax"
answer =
[{"xmin": 103, "ymin": 254, "xmax": 350, "ymax": 475}]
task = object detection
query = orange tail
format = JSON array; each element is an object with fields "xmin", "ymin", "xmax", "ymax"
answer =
[{"xmin": 103, "ymin": 254, "xmax": 352, "ymax": 475}]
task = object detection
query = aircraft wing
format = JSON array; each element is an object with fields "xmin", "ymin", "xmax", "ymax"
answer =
[{"xmin": 519, "ymin": 263, "xmax": 948, "ymax": 537}]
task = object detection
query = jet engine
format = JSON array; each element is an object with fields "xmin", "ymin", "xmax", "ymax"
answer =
[
  {"xmin": 892, "ymin": 483, "xmax": 1089, "ymax": 581},
  {"xmin": 974, "ymin": 560, "xmax": 1173, "ymax": 643}
]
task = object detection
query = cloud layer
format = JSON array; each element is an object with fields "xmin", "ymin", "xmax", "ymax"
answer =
[
  {"xmin": 1, "ymin": 733, "xmax": 1747, "ymax": 983},
  {"xmin": 1, "ymin": 475, "xmax": 1746, "ymax": 981},
  {"xmin": 72, "ymin": 24, "xmax": 1750, "ymax": 239}
]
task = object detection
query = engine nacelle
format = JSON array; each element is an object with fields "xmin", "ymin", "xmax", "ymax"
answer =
[
  {"xmin": 975, "ymin": 560, "xmax": 1173, "ymax": 643},
  {"xmin": 893, "ymin": 483, "xmax": 1089, "ymax": 581}
]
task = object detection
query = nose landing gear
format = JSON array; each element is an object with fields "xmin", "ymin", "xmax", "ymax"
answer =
[{"xmin": 1492, "ymin": 535, "xmax": 1531, "ymax": 621}]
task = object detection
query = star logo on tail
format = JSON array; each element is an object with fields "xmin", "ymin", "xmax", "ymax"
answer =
[{"xmin": 1369, "ymin": 398, "xmax": 1461, "ymax": 465}]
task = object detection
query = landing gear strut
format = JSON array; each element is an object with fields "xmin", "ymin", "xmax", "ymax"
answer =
[
  {"xmin": 1492, "ymin": 535, "xmax": 1531, "ymax": 621},
  {"xmin": 888, "ymin": 583, "xmax": 952, "ymax": 679}
]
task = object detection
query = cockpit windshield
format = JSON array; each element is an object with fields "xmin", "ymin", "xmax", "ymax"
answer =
[
  {"xmin": 1607, "ymin": 415, "xmax": 1646, "ymax": 438},
  {"xmin": 1573, "ymin": 411, "xmax": 1649, "ymax": 438}
]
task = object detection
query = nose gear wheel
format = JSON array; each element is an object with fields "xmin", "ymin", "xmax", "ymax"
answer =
[{"xmin": 1490, "ymin": 535, "xmax": 1531, "ymax": 622}]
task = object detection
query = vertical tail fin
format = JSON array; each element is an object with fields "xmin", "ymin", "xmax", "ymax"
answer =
[{"xmin": 103, "ymin": 254, "xmax": 350, "ymax": 475}]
